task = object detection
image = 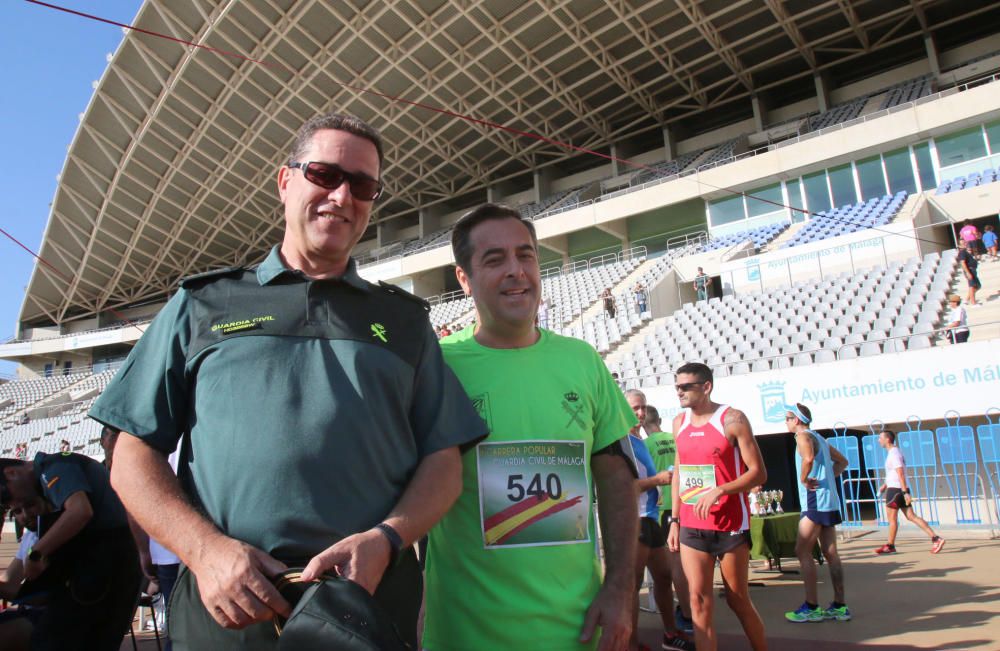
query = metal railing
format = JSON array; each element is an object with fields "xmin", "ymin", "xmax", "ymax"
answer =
[{"xmin": 836, "ymin": 320, "xmax": 1000, "ymax": 360}]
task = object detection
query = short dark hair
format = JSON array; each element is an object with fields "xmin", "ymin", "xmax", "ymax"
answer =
[
  {"xmin": 288, "ymin": 113, "xmax": 384, "ymax": 172},
  {"xmin": 644, "ymin": 404, "xmax": 660, "ymax": 425},
  {"xmin": 675, "ymin": 362, "xmax": 712, "ymax": 384},
  {"xmin": 882, "ymin": 429, "xmax": 896, "ymax": 444},
  {"xmin": 0, "ymin": 459, "xmax": 28, "ymax": 507},
  {"xmin": 451, "ymin": 203, "xmax": 538, "ymax": 275},
  {"xmin": 796, "ymin": 403, "xmax": 812, "ymax": 424}
]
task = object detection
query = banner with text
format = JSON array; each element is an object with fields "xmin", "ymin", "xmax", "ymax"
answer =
[{"xmin": 642, "ymin": 340, "xmax": 1000, "ymax": 434}]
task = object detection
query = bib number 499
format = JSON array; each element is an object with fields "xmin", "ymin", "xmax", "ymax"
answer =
[
  {"xmin": 684, "ymin": 477, "xmax": 704, "ymax": 489},
  {"xmin": 507, "ymin": 473, "xmax": 563, "ymax": 502}
]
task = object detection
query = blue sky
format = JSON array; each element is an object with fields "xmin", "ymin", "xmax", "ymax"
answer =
[{"xmin": 0, "ymin": 1, "xmax": 142, "ymax": 374}]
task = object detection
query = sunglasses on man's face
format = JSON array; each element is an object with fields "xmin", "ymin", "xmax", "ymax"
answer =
[
  {"xmin": 674, "ymin": 381, "xmax": 706, "ymax": 392},
  {"xmin": 288, "ymin": 161, "xmax": 382, "ymax": 201}
]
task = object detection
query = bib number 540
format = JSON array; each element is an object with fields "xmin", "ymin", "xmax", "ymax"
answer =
[{"xmin": 507, "ymin": 473, "xmax": 563, "ymax": 502}]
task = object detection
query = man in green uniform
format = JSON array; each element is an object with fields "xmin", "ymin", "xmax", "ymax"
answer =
[
  {"xmin": 423, "ymin": 203, "xmax": 639, "ymax": 651},
  {"xmin": 89, "ymin": 113, "xmax": 487, "ymax": 650},
  {"xmin": 1, "ymin": 453, "xmax": 142, "ymax": 650}
]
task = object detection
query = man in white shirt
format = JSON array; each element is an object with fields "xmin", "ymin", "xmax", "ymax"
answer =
[
  {"xmin": 875, "ymin": 430, "xmax": 945, "ymax": 554},
  {"xmin": 0, "ymin": 494, "xmax": 50, "ymax": 648}
]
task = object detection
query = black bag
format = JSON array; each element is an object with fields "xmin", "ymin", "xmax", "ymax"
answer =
[{"xmin": 273, "ymin": 569, "xmax": 411, "ymax": 651}]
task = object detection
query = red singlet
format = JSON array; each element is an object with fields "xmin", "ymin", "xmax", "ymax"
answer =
[{"xmin": 676, "ymin": 405, "xmax": 750, "ymax": 532}]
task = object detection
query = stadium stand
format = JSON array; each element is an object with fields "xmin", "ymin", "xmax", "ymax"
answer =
[
  {"xmin": 806, "ymin": 97, "xmax": 867, "ymax": 131},
  {"xmin": 607, "ymin": 250, "xmax": 959, "ymax": 386},
  {"xmin": 429, "ymin": 293, "xmax": 475, "ymax": 330},
  {"xmin": 703, "ymin": 222, "xmax": 789, "ymax": 252},
  {"xmin": 782, "ymin": 192, "xmax": 907, "ymax": 248},
  {"xmin": 542, "ymin": 256, "xmax": 642, "ymax": 331},
  {"xmin": 936, "ymin": 165, "xmax": 1000, "ymax": 194},
  {"xmin": 879, "ymin": 76, "xmax": 934, "ymax": 110}
]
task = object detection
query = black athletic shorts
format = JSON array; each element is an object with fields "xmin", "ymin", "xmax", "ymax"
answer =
[
  {"xmin": 679, "ymin": 526, "xmax": 750, "ymax": 557},
  {"xmin": 885, "ymin": 487, "xmax": 909, "ymax": 510},
  {"xmin": 639, "ymin": 516, "xmax": 667, "ymax": 548}
]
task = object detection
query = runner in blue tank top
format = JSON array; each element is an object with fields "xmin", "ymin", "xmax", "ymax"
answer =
[{"xmin": 783, "ymin": 403, "xmax": 851, "ymax": 624}]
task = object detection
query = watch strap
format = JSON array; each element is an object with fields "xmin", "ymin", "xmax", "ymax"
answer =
[{"xmin": 374, "ymin": 522, "xmax": 403, "ymax": 567}]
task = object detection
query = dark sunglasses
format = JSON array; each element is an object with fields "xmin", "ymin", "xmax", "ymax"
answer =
[
  {"xmin": 288, "ymin": 161, "xmax": 382, "ymax": 201},
  {"xmin": 674, "ymin": 381, "xmax": 707, "ymax": 392}
]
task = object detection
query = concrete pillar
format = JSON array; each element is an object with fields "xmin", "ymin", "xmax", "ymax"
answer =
[
  {"xmin": 377, "ymin": 219, "xmax": 400, "ymax": 248},
  {"xmin": 924, "ymin": 35, "xmax": 941, "ymax": 78},
  {"xmin": 609, "ymin": 143, "xmax": 622, "ymax": 177},
  {"xmin": 751, "ymin": 94, "xmax": 768, "ymax": 132},
  {"xmin": 814, "ymin": 73, "xmax": 831, "ymax": 113},
  {"xmin": 533, "ymin": 168, "xmax": 553, "ymax": 203},
  {"xmin": 486, "ymin": 185, "xmax": 499, "ymax": 203},
  {"xmin": 419, "ymin": 205, "xmax": 445, "ymax": 238},
  {"xmin": 662, "ymin": 126, "xmax": 677, "ymax": 161}
]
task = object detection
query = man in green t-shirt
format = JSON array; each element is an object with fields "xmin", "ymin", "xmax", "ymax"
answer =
[
  {"xmin": 424, "ymin": 203, "xmax": 640, "ymax": 651},
  {"xmin": 642, "ymin": 403, "xmax": 694, "ymax": 639}
]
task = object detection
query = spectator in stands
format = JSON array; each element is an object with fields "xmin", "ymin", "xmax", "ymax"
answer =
[
  {"xmin": 693, "ymin": 268, "xmax": 710, "ymax": 302},
  {"xmin": 423, "ymin": 203, "xmax": 637, "ymax": 651},
  {"xmin": 958, "ymin": 220, "xmax": 982, "ymax": 259},
  {"xmin": 0, "ymin": 453, "xmax": 142, "ymax": 650},
  {"xmin": 957, "ymin": 240, "xmax": 980, "ymax": 306},
  {"xmin": 58, "ymin": 440, "xmax": 69, "ymax": 453},
  {"xmin": 0, "ymin": 494, "xmax": 51, "ymax": 651},
  {"xmin": 612, "ymin": 371, "xmax": 624, "ymax": 390},
  {"xmin": 634, "ymin": 283, "xmax": 648, "ymax": 314},
  {"xmin": 603, "ymin": 287, "xmax": 617, "ymax": 319},
  {"xmin": 89, "ymin": 112, "xmax": 485, "ymax": 649},
  {"xmin": 537, "ymin": 296, "xmax": 549, "ymax": 329},
  {"xmin": 945, "ymin": 295, "xmax": 970, "ymax": 344},
  {"xmin": 983, "ymin": 224, "xmax": 998, "ymax": 261}
]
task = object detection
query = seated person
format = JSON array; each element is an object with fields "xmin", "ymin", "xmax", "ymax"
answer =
[{"xmin": 0, "ymin": 495, "xmax": 51, "ymax": 651}]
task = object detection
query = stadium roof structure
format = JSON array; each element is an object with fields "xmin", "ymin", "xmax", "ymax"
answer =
[{"xmin": 20, "ymin": 0, "xmax": 1000, "ymax": 328}]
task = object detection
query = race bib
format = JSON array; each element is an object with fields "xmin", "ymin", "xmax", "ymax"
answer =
[
  {"xmin": 477, "ymin": 440, "xmax": 591, "ymax": 549},
  {"xmin": 679, "ymin": 464, "xmax": 717, "ymax": 505}
]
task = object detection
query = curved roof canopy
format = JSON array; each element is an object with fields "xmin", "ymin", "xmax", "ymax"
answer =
[{"xmin": 20, "ymin": 0, "xmax": 1000, "ymax": 326}]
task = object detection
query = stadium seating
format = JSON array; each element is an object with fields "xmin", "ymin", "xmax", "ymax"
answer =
[
  {"xmin": 543, "ymin": 257, "xmax": 642, "ymax": 330},
  {"xmin": 703, "ymin": 222, "xmax": 789, "ymax": 252},
  {"xmin": 879, "ymin": 76, "xmax": 933, "ymax": 110},
  {"xmin": 0, "ymin": 368, "xmax": 117, "ymax": 459},
  {"xmin": 782, "ymin": 192, "xmax": 907, "ymax": 249},
  {"xmin": 936, "ymin": 165, "xmax": 999, "ymax": 194},
  {"xmin": 608, "ymin": 250, "xmax": 959, "ymax": 385},
  {"xmin": 807, "ymin": 97, "xmax": 867, "ymax": 131},
  {"xmin": 430, "ymin": 294, "xmax": 475, "ymax": 329}
]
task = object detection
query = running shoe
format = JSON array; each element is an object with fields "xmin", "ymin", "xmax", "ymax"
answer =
[
  {"xmin": 931, "ymin": 536, "xmax": 946, "ymax": 554},
  {"xmin": 663, "ymin": 632, "xmax": 696, "ymax": 650},
  {"xmin": 825, "ymin": 603, "xmax": 852, "ymax": 621},
  {"xmin": 674, "ymin": 605, "xmax": 694, "ymax": 634},
  {"xmin": 784, "ymin": 602, "xmax": 825, "ymax": 623},
  {"xmin": 874, "ymin": 544, "xmax": 896, "ymax": 554}
]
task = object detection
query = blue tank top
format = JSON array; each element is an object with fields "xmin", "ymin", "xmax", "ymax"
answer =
[
  {"xmin": 795, "ymin": 429, "xmax": 838, "ymax": 513},
  {"xmin": 629, "ymin": 434, "xmax": 660, "ymax": 520}
]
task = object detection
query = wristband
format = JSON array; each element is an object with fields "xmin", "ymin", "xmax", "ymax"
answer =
[
  {"xmin": 667, "ymin": 516, "xmax": 680, "ymax": 526},
  {"xmin": 27, "ymin": 548, "xmax": 43, "ymax": 562},
  {"xmin": 374, "ymin": 522, "xmax": 403, "ymax": 567},
  {"xmin": 903, "ymin": 489, "xmax": 911, "ymax": 494}
]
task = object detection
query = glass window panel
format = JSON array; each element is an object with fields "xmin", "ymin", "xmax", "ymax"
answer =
[
  {"xmin": 828, "ymin": 164, "xmax": 857, "ymax": 207},
  {"xmin": 935, "ymin": 127, "xmax": 987, "ymax": 168},
  {"xmin": 746, "ymin": 183, "xmax": 784, "ymax": 218},
  {"xmin": 803, "ymin": 172, "xmax": 831, "ymax": 214},
  {"xmin": 913, "ymin": 142, "xmax": 936, "ymax": 190},
  {"xmin": 786, "ymin": 179, "xmax": 807, "ymax": 222},
  {"xmin": 708, "ymin": 195, "xmax": 745, "ymax": 227},
  {"xmin": 883, "ymin": 148, "xmax": 917, "ymax": 195},
  {"xmin": 856, "ymin": 156, "xmax": 887, "ymax": 200},
  {"xmin": 986, "ymin": 121, "xmax": 1000, "ymax": 154}
]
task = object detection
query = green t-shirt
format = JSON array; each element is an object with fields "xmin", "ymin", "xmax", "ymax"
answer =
[
  {"xmin": 424, "ymin": 327, "xmax": 636, "ymax": 651},
  {"xmin": 643, "ymin": 431, "xmax": 677, "ymax": 515}
]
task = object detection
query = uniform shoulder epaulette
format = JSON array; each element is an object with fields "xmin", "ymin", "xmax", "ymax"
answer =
[
  {"xmin": 377, "ymin": 280, "xmax": 430, "ymax": 312},
  {"xmin": 179, "ymin": 266, "xmax": 246, "ymax": 288}
]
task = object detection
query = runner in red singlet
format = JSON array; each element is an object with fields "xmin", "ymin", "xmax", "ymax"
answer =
[{"xmin": 666, "ymin": 362, "xmax": 768, "ymax": 651}]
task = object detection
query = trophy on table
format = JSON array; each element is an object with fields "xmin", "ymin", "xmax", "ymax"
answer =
[{"xmin": 774, "ymin": 490, "xmax": 784, "ymax": 513}]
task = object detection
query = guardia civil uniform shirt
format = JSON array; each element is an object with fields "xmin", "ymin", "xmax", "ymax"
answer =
[
  {"xmin": 423, "ymin": 326, "xmax": 636, "ymax": 651},
  {"xmin": 90, "ymin": 245, "xmax": 486, "ymax": 565}
]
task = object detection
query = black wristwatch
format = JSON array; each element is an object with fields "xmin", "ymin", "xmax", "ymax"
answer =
[
  {"xmin": 903, "ymin": 489, "xmax": 911, "ymax": 494},
  {"xmin": 27, "ymin": 548, "xmax": 43, "ymax": 562},
  {"xmin": 667, "ymin": 516, "xmax": 680, "ymax": 527},
  {"xmin": 374, "ymin": 522, "xmax": 403, "ymax": 567}
]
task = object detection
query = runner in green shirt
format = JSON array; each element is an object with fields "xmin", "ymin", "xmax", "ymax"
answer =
[{"xmin": 424, "ymin": 204, "xmax": 639, "ymax": 651}]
